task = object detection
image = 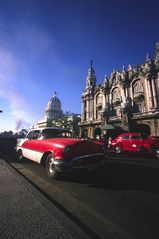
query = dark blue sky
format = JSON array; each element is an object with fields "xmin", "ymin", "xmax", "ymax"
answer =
[{"xmin": 0, "ymin": 0, "xmax": 159, "ymax": 131}]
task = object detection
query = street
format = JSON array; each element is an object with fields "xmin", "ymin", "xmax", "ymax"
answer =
[{"xmin": 2, "ymin": 152, "xmax": 159, "ymax": 239}]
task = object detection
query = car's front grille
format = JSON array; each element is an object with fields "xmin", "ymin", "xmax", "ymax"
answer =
[
  {"xmin": 72, "ymin": 141, "xmax": 101, "ymax": 155},
  {"xmin": 72, "ymin": 155, "xmax": 104, "ymax": 167}
]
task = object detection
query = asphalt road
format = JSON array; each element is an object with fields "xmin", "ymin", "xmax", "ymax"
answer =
[
  {"xmin": 3, "ymin": 151, "xmax": 159, "ymax": 239},
  {"xmin": 1, "ymin": 158, "xmax": 95, "ymax": 239}
]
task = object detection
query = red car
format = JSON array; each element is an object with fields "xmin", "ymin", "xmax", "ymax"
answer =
[
  {"xmin": 16, "ymin": 127, "xmax": 105, "ymax": 179},
  {"xmin": 110, "ymin": 132, "xmax": 159, "ymax": 158}
]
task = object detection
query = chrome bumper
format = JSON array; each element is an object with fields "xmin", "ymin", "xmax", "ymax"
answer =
[{"xmin": 54, "ymin": 153, "xmax": 105, "ymax": 173}]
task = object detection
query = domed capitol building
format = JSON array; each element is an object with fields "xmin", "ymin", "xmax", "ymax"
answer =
[
  {"xmin": 79, "ymin": 41, "xmax": 159, "ymax": 139},
  {"xmin": 37, "ymin": 92, "xmax": 63, "ymax": 128}
]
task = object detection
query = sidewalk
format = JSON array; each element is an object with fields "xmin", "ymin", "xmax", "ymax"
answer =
[{"xmin": 0, "ymin": 158, "xmax": 87, "ymax": 239}]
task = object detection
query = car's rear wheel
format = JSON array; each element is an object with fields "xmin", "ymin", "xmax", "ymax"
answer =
[
  {"xmin": 115, "ymin": 145, "xmax": 122, "ymax": 154},
  {"xmin": 155, "ymin": 148, "xmax": 159, "ymax": 159},
  {"xmin": 17, "ymin": 150, "xmax": 24, "ymax": 162},
  {"xmin": 139, "ymin": 146, "xmax": 147, "ymax": 153},
  {"xmin": 46, "ymin": 153, "xmax": 59, "ymax": 179}
]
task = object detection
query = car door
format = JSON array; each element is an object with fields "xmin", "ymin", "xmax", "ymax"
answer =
[
  {"xmin": 121, "ymin": 135, "xmax": 130, "ymax": 151},
  {"xmin": 22, "ymin": 130, "xmax": 41, "ymax": 162},
  {"xmin": 128, "ymin": 135, "xmax": 142, "ymax": 152}
]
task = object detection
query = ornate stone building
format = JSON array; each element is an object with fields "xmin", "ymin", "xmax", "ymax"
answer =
[
  {"xmin": 79, "ymin": 42, "xmax": 159, "ymax": 139},
  {"xmin": 37, "ymin": 92, "xmax": 63, "ymax": 127}
]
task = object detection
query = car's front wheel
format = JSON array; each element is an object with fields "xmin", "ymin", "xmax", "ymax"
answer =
[
  {"xmin": 17, "ymin": 150, "xmax": 24, "ymax": 162},
  {"xmin": 155, "ymin": 148, "xmax": 159, "ymax": 159},
  {"xmin": 46, "ymin": 153, "xmax": 59, "ymax": 179},
  {"xmin": 115, "ymin": 145, "xmax": 122, "ymax": 154}
]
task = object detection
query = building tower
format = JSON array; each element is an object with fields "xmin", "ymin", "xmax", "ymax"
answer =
[{"xmin": 86, "ymin": 60, "xmax": 96, "ymax": 88}]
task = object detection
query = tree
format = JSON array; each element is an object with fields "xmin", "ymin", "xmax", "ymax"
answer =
[
  {"xmin": 14, "ymin": 129, "xmax": 28, "ymax": 138},
  {"xmin": 0, "ymin": 130, "xmax": 14, "ymax": 138},
  {"xmin": 51, "ymin": 111, "xmax": 81, "ymax": 137}
]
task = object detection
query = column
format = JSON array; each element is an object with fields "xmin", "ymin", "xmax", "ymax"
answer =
[
  {"xmin": 109, "ymin": 91, "xmax": 112, "ymax": 111},
  {"xmin": 151, "ymin": 79, "xmax": 157, "ymax": 108},
  {"xmin": 82, "ymin": 100, "xmax": 85, "ymax": 121},
  {"xmin": 86, "ymin": 97, "xmax": 89, "ymax": 120},
  {"xmin": 148, "ymin": 79, "xmax": 154, "ymax": 108},
  {"xmin": 92, "ymin": 97, "xmax": 94, "ymax": 120},
  {"xmin": 157, "ymin": 76, "xmax": 159, "ymax": 107},
  {"xmin": 90, "ymin": 96, "xmax": 94, "ymax": 120},
  {"xmin": 129, "ymin": 84, "xmax": 133, "ymax": 100},
  {"xmin": 94, "ymin": 95, "xmax": 97, "ymax": 120},
  {"xmin": 89, "ymin": 97, "xmax": 92, "ymax": 120},
  {"xmin": 146, "ymin": 80, "xmax": 151, "ymax": 109}
]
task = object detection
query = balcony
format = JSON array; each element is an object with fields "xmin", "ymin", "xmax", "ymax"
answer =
[
  {"xmin": 112, "ymin": 97, "xmax": 121, "ymax": 105},
  {"xmin": 108, "ymin": 115, "xmax": 122, "ymax": 122},
  {"xmin": 96, "ymin": 102, "xmax": 102, "ymax": 109},
  {"xmin": 132, "ymin": 111, "xmax": 148, "ymax": 119},
  {"xmin": 133, "ymin": 91, "xmax": 144, "ymax": 101},
  {"xmin": 79, "ymin": 119, "xmax": 101, "ymax": 126}
]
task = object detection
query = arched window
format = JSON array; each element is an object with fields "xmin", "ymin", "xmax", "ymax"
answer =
[
  {"xmin": 112, "ymin": 88, "xmax": 120, "ymax": 100},
  {"xmin": 133, "ymin": 80, "xmax": 143, "ymax": 95}
]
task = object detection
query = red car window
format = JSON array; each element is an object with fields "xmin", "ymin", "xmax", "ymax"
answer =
[
  {"xmin": 131, "ymin": 135, "xmax": 140, "ymax": 139},
  {"xmin": 41, "ymin": 129, "xmax": 72, "ymax": 139},
  {"xmin": 122, "ymin": 135, "xmax": 129, "ymax": 140}
]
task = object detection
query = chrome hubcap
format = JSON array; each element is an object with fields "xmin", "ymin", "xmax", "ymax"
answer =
[
  {"xmin": 116, "ymin": 147, "xmax": 121, "ymax": 153},
  {"xmin": 48, "ymin": 158, "xmax": 55, "ymax": 173},
  {"xmin": 155, "ymin": 149, "xmax": 159, "ymax": 158},
  {"xmin": 18, "ymin": 151, "xmax": 22, "ymax": 160}
]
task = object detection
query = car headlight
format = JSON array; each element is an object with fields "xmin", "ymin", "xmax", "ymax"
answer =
[{"xmin": 64, "ymin": 146, "xmax": 72, "ymax": 153}]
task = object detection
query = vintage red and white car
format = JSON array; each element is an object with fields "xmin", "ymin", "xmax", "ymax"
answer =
[
  {"xmin": 110, "ymin": 132, "xmax": 159, "ymax": 158},
  {"xmin": 16, "ymin": 127, "xmax": 105, "ymax": 178}
]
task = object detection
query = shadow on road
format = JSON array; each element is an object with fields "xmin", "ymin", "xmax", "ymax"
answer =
[
  {"xmin": 96, "ymin": 162, "xmax": 159, "ymax": 192},
  {"xmin": 60, "ymin": 161, "xmax": 159, "ymax": 194}
]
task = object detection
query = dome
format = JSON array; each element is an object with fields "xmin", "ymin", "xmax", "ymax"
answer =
[
  {"xmin": 45, "ymin": 92, "xmax": 63, "ymax": 120},
  {"xmin": 47, "ymin": 94, "xmax": 61, "ymax": 110}
]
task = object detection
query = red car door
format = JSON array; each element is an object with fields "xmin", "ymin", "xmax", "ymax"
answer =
[
  {"xmin": 128, "ymin": 135, "xmax": 143, "ymax": 152},
  {"xmin": 121, "ymin": 135, "xmax": 131, "ymax": 151}
]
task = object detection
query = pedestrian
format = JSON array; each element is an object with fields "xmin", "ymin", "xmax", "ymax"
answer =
[{"xmin": 107, "ymin": 137, "xmax": 112, "ymax": 149}]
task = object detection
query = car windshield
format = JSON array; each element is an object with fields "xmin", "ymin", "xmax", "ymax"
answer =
[{"xmin": 41, "ymin": 129, "xmax": 72, "ymax": 139}]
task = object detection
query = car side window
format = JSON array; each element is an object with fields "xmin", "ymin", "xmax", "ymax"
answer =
[
  {"xmin": 131, "ymin": 135, "xmax": 140, "ymax": 139},
  {"xmin": 122, "ymin": 135, "xmax": 129, "ymax": 140},
  {"xmin": 33, "ymin": 130, "xmax": 40, "ymax": 139},
  {"xmin": 40, "ymin": 129, "xmax": 72, "ymax": 139},
  {"xmin": 26, "ymin": 130, "xmax": 40, "ymax": 139},
  {"xmin": 26, "ymin": 131, "xmax": 34, "ymax": 139}
]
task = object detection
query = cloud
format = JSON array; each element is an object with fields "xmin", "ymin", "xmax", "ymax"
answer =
[
  {"xmin": 0, "ymin": 20, "xmax": 64, "ymax": 132},
  {"xmin": 0, "ymin": 47, "xmax": 35, "ymax": 130},
  {"xmin": 0, "ymin": 21, "xmax": 59, "ymax": 131},
  {"xmin": 0, "ymin": 21, "xmax": 79, "ymax": 131}
]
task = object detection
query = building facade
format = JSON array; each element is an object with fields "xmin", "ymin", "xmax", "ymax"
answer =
[{"xmin": 79, "ymin": 42, "xmax": 159, "ymax": 139}]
